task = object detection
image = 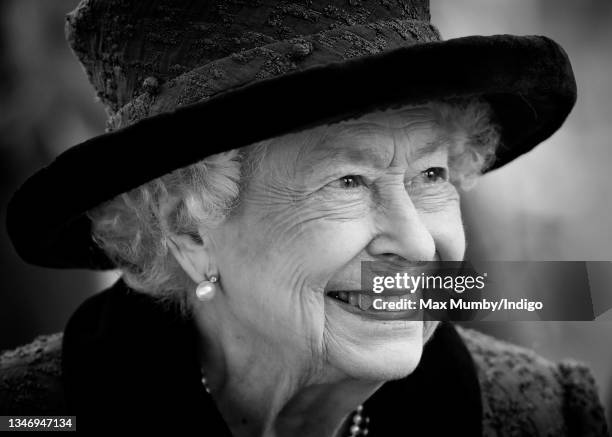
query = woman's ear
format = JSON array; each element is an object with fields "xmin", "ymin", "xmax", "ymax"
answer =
[
  {"xmin": 159, "ymin": 192, "xmax": 212, "ymax": 285},
  {"xmin": 167, "ymin": 232, "xmax": 211, "ymax": 285}
]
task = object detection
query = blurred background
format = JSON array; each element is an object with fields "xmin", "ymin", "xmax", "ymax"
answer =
[{"xmin": 0, "ymin": 0, "xmax": 610, "ymax": 428}]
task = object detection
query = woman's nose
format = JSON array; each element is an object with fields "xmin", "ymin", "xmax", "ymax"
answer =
[{"xmin": 366, "ymin": 189, "xmax": 436, "ymax": 263}]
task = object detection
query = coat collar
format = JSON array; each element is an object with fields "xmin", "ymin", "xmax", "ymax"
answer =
[{"xmin": 62, "ymin": 278, "xmax": 482, "ymax": 435}]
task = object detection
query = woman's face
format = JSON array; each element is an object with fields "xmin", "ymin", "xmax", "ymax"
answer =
[{"xmin": 209, "ymin": 106, "xmax": 465, "ymax": 383}]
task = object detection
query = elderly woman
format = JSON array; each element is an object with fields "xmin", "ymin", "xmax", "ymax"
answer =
[{"xmin": 6, "ymin": 0, "xmax": 609, "ymax": 435}]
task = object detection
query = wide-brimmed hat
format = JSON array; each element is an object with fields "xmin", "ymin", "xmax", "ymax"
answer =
[{"xmin": 6, "ymin": 0, "xmax": 576, "ymax": 270}]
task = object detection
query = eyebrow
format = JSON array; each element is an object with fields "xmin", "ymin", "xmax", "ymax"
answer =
[{"xmin": 302, "ymin": 127, "xmax": 449, "ymax": 174}]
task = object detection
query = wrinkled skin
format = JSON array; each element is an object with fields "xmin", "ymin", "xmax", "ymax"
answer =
[{"xmin": 168, "ymin": 106, "xmax": 466, "ymax": 437}]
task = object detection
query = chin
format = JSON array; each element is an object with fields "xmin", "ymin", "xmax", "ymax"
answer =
[{"xmin": 332, "ymin": 321, "xmax": 426, "ymax": 382}]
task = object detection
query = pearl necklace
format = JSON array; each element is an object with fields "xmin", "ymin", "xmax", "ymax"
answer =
[
  {"xmin": 200, "ymin": 374, "xmax": 370, "ymax": 436},
  {"xmin": 346, "ymin": 404, "xmax": 370, "ymax": 436}
]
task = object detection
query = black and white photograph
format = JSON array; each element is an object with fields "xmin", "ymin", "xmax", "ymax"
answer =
[{"xmin": 1, "ymin": 0, "xmax": 611, "ymax": 435}]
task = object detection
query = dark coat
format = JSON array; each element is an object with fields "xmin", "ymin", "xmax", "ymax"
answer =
[{"xmin": 58, "ymin": 278, "xmax": 608, "ymax": 436}]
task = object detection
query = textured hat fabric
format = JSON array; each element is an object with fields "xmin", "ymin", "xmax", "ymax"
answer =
[
  {"xmin": 7, "ymin": 0, "xmax": 577, "ymax": 269},
  {"xmin": 66, "ymin": 0, "xmax": 440, "ymax": 129}
]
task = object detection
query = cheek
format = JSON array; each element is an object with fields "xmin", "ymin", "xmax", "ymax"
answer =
[
  {"xmin": 303, "ymin": 219, "xmax": 373, "ymax": 280},
  {"xmin": 216, "ymin": 206, "xmax": 376, "ymax": 352},
  {"xmin": 222, "ymin": 199, "xmax": 368, "ymax": 294},
  {"xmin": 215, "ymin": 214, "xmax": 325, "ymax": 343}
]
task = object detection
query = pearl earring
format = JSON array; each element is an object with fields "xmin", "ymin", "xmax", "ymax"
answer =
[{"xmin": 195, "ymin": 275, "xmax": 218, "ymax": 301}]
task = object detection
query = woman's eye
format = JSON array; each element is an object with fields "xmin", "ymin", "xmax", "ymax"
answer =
[
  {"xmin": 328, "ymin": 175, "xmax": 367, "ymax": 190},
  {"xmin": 414, "ymin": 167, "xmax": 448, "ymax": 185}
]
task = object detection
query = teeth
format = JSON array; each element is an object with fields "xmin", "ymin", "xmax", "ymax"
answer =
[
  {"xmin": 358, "ymin": 294, "xmax": 372, "ymax": 311},
  {"xmin": 329, "ymin": 291, "xmax": 414, "ymax": 312},
  {"xmin": 382, "ymin": 295, "xmax": 404, "ymax": 311},
  {"xmin": 356, "ymin": 293, "xmax": 413, "ymax": 311}
]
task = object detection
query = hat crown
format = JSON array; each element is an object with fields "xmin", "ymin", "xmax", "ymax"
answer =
[{"xmin": 66, "ymin": 0, "xmax": 431, "ymax": 114}]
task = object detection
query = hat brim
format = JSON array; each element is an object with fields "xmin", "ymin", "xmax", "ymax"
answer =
[{"xmin": 7, "ymin": 34, "xmax": 576, "ymax": 269}]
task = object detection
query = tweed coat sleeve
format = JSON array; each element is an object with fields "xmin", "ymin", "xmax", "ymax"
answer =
[{"xmin": 456, "ymin": 326, "xmax": 609, "ymax": 437}]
